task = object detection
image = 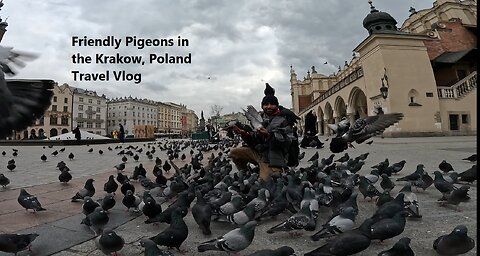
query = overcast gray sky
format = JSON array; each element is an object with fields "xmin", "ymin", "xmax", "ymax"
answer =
[{"xmin": 1, "ymin": 0, "xmax": 434, "ymax": 118}]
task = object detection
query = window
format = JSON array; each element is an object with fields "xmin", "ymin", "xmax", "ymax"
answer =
[
  {"xmin": 95, "ymin": 122, "xmax": 101, "ymax": 128},
  {"xmin": 52, "ymin": 105, "xmax": 57, "ymax": 111},
  {"xmin": 87, "ymin": 122, "xmax": 93, "ymax": 128},
  {"xmin": 88, "ymin": 106, "xmax": 92, "ymax": 111},
  {"xmin": 88, "ymin": 99, "xmax": 93, "ymax": 103},
  {"xmin": 78, "ymin": 122, "xmax": 84, "ymax": 128},
  {"xmin": 96, "ymin": 107, "xmax": 101, "ymax": 112},
  {"xmin": 64, "ymin": 98, "xmax": 68, "ymax": 103},
  {"xmin": 426, "ymin": 92, "xmax": 434, "ymax": 97},
  {"xmin": 96, "ymin": 114, "xmax": 101, "ymax": 120},
  {"xmin": 78, "ymin": 113, "xmax": 83, "ymax": 118},
  {"xmin": 63, "ymin": 106, "xmax": 68, "ymax": 112},
  {"xmin": 113, "ymin": 113, "xmax": 115, "ymax": 117},
  {"xmin": 61, "ymin": 116, "xmax": 69, "ymax": 125},
  {"xmin": 97, "ymin": 100, "xmax": 101, "ymax": 105},
  {"xmin": 79, "ymin": 105, "xmax": 83, "ymax": 111},
  {"xmin": 50, "ymin": 115, "xmax": 58, "ymax": 125},
  {"xmin": 124, "ymin": 112, "xmax": 127, "ymax": 117},
  {"xmin": 53, "ymin": 96, "xmax": 57, "ymax": 102},
  {"xmin": 87, "ymin": 114, "xmax": 93, "ymax": 119},
  {"xmin": 123, "ymin": 120, "xmax": 126, "ymax": 125},
  {"xmin": 79, "ymin": 97, "xmax": 84, "ymax": 102},
  {"xmin": 462, "ymin": 114, "xmax": 468, "ymax": 124}
]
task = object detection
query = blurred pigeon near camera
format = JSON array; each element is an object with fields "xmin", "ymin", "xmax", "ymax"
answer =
[
  {"xmin": 433, "ymin": 225, "xmax": 475, "ymax": 255},
  {"xmin": 328, "ymin": 113, "xmax": 403, "ymax": 153},
  {"xmin": 0, "ymin": 46, "xmax": 54, "ymax": 139},
  {"xmin": 0, "ymin": 233, "xmax": 39, "ymax": 255}
]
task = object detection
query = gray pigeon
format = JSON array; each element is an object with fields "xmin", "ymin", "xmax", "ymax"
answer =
[
  {"xmin": 95, "ymin": 229, "xmax": 125, "ymax": 255},
  {"xmin": 71, "ymin": 178, "xmax": 95, "ymax": 202},
  {"xmin": 328, "ymin": 113, "xmax": 404, "ymax": 153},
  {"xmin": 311, "ymin": 206, "xmax": 356, "ymax": 241},
  {"xmin": 0, "ymin": 233, "xmax": 39, "ymax": 255},
  {"xmin": 18, "ymin": 189, "xmax": 46, "ymax": 212},
  {"xmin": 192, "ymin": 190, "xmax": 212, "ymax": 235},
  {"xmin": 0, "ymin": 46, "xmax": 54, "ymax": 139},
  {"xmin": 267, "ymin": 201, "xmax": 311, "ymax": 235},
  {"xmin": 247, "ymin": 246, "xmax": 295, "ymax": 256},
  {"xmin": 243, "ymin": 105, "xmax": 263, "ymax": 129},
  {"xmin": 198, "ymin": 221, "xmax": 257, "ymax": 253},
  {"xmin": 433, "ymin": 225, "xmax": 475, "ymax": 255},
  {"xmin": 81, "ymin": 206, "xmax": 109, "ymax": 235}
]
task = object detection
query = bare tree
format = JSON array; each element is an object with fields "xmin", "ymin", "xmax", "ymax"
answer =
[{"xmin": 210, "ymin": 105, "xmax": 224, "ymax": 130}]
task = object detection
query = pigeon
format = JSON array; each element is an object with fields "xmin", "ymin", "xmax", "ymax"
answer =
[
  {"xmin": 116, "ymin": 172, "xmax": 129, "ymax": 185},
  {"xmin": 376, "ymin": 190, "xmax": 394, "ymax": 208},
  {"xmin": 81, "ymin": 206, "xmax": 109, "ymax": 235},
  {"xmin": 150, "ymin": 208, "xmax": 189, "ymax": 251},
  {"xmin": 370, "ymin": 211, "xmax": 408, "ymax": 241},
  {"xmin": 95, "ymin": 229, "xmax": 125, "ymax": 256},
  {"xmin": 192, "ymin": 190, "xmax": 212, "ymax": 235},
  {"xmin": 371, "ymin": 193, "xmax": 405, "ymax": 222},
  {"xmin": 247, "ymin": 246, "xmax": 295, "ymax": 256},
  {"xmin": 311, "ymin": 206, "xmax": 356, "ymax": 241},
  {"xmin": 433, "ymin": 225, "xmax": 475, "ymax": 255},
  {"xmin": 378, "ymin": 237, "xmax": 414, "ymax": 256},
  {"xmin": 104, "ymin": 175, "xmax": 119, "ymax": 194},
  {"xmin": 82, "ymin": 196, "xmax": 100, "ymax": 215},
  {"xmin": 396, "ymin": 164, "xmax": 424, "ymax": 182},
  {"xmin": 58, "ymin": 167, "xmax": 72, "ymax": 183},
  {"xmin": 7, "ymin": 160, "xmax": 16, "ymax": 171},
  {"xmin": 134, "ymin": 154, "xmax": 139, "ymax": 162},
  {"xmin": 122, "ymin": 190, "xmax": 141, "ymax": 211},
  {"xmin": 380, "ymin": 174, "xmax": 395, "ymax": 192},
  {"xmin": 198, "ymin": 221, "xmax": 257, "ymax": 253},
  {"xmin": 40, "ymin": 154, "xmax": 47, "ymax": 162},
  {"xmin": 142, "ymin": 193, "xmax": 163, "ymax": 220},
  {"xmin": 59, "ymin": 147, "xmax": 65, "ymax": 152},
  {"xmin": 440, "ymin": 185, "xmax": 470, "ymax": 211},
  {"xmin": 71, "ymin": 178, "xmax": 95, "ymax": 202},
  {"xmin": 0, "ymin": 233, "xmax": 39, "ymax": 255},
  {"xmin": 335, "ymin": 153, "xmax": 350, "ymax": 163},
  {"xmin": 389, "ymin": 160, "xmax": 407, "ymax": 175},
  {"xmin": 18, "ymin": 189, "xmax": 46, "ymax": 212},
  {"xmin": 121, "ymin": 155, "xmax": 128, "ymax": 163},
  {"xmin": 305, "ymin": 218, "xmax": 373, "ymax": 256},
  {"xmin": 308, "ymin": 152, "xmax": 319, "ymax": 162},
  {"xmin": 1, "ymin": 151, "xmax": 5, "ymax": 156},
  {"xmin": 398, "ymin": 185, "xmax": 421, "ymax": 218},
  {"xmin": 458, "ymin": 165, "xmax": 477, "ymax": 183},
  {"xmin": 140, "ymin": 238, "xmax": 174, "ymax": 256},
  {"xmin": 0, "ymin": 46, "xmax": 54, "ymax": 139},
  {"xmin": 266, "ymin": 201, "xmax": 311, "ymax": 235},
  {"xmin": 99, "ymin": 193, "xmax": 116, "ymax": 212},
  {"xmin": 438, "ymin": 160, "xmax": 454, "ymax": 173},
  {"xmin": 462, "ymin": 154, "xmax": 477, "ymax": 162},
  {"xmin": 366, "ymin": 140, "xmax": 373, "ymax": 145},
  {"xmin": 358, "ymin": 176, "xmax": 381, "ymax": 201},
  {"xmin": 114, "ymin": 162, "xmax": 126, "ymax": 172},
  {"xmin": 328, "ymin": 113, "xmax": 404, "ymax": 153},
  {"xmin": 433, "ymin": 171, "xmax": 456, "ymax": 200},
  {"xmin": 120, "ymin": 181, "xmax": 135, "ymax": 196},
  {"xmin": 68, "ymin": 152, "xmax": 74, "ymax": 160},
  {"xmin": 98, "ymin": 149, "xmax": 104, "ymax": 155},
  {"xmin": 243, "ymin": 105, "xmax": 263, "ymax": 129},
  {"xmin": 0, "ymin": 173, "xmax": 10, "ymax": 187}
]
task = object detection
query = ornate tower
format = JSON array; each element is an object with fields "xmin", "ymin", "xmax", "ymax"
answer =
[{"xmin": 0, "ymin": 1, "xmax": 7, "ymax": 43}]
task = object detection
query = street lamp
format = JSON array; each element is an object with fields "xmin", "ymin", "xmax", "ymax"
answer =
[{"xmin": 380, "ymin": 68, "xmax": 389, "ymax": 99}]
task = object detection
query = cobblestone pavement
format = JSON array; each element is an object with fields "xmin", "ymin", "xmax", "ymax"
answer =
[{"xmin": 0, "ymin": 136, "xmax": 477, "ymax": 256}]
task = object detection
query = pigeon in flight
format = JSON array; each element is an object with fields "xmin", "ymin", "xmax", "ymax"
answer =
[
  {"xmin": 0, "ymin": 46, "xmax": 54, "ymax": 139},
  {"xmin": 327, "ymin": 113, "xmax": 404, "ymax": 153}
]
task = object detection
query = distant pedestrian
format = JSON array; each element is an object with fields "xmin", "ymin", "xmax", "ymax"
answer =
[
  {"xmin": 72, "ymin": 126, "xmax": 81, "ymax": 142},
  {"xmin": 300, "ymin": 110, "xmax": 324, "ymax": 149},
  {"xmin": 118, "ymin": 124, "xmax": 125, "ymax": 143}
]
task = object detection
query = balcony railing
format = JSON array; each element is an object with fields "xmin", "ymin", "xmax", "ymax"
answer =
[{"xmin": 437, "ymin": 71, "xmax": 477, "ymax": 99}]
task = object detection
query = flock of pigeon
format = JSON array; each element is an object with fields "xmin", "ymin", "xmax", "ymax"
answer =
[{"xmin": 0, "ymin": 138, "xmax": 477, "ymax": 255}]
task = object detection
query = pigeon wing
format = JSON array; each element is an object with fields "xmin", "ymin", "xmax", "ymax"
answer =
[
  {"xmin": 348, "ymin": 113, "xmax": 404, "ymax": 143},
  {"xmin": 243, "ymin": 105, "xmax": 263, "ymax": 129}
]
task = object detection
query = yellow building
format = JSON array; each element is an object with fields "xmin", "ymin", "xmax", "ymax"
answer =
[{"xmin": 291, "ymin": 0, "xmax": 476, "ymax": 137}]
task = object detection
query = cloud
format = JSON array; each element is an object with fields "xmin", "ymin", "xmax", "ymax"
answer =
[{"xmin": 2, "ymin": 0, "xmax": 434, "ymax": 117}]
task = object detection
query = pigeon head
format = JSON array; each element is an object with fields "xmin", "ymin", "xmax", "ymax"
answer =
[
  {"xmin": 277, "ymin": 246, "xmax": 295, "ymax": 255},
  {"xmin": 452, "ymin": 225, "xmax": 468, "ymax": 236}
]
